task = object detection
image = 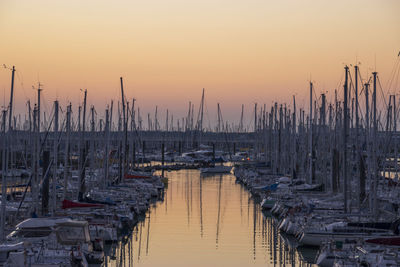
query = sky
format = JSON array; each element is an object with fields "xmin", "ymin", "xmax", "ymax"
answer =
[{"xmin": 0, "ymin": 0, "xmax": 399, "ymax": 128}]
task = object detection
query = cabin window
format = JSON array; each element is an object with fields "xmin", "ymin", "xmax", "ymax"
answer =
[
  {"xmin": 56, "ymin": 226, "xmax": 87, "ymax": 243},
  {"xmin": 20, "ymin": 228, "xmax": 52, "ymax": 237}
]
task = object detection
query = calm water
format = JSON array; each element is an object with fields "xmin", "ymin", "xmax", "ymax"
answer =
[{"xmin": 106, "ymin": 169, "xmax": 310, "ymax": 267}]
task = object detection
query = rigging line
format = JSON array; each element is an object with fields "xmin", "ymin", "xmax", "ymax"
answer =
[
  {"xmin": 41, "ymin": 93, "xmax": 50, "ymax": 118},
  {"xmin": 59, "ymin": 106, "xmax": 65, "ymax": 115},
  {"xmin": 392, "ymin": 60, "xmax": 400, "ymax": 92},
  {"xmin": 247, "ymin": 102, "xmax": 256, "ymax": 130},
  {"xmin": 312, "ymin": 83, "xmax": 319, "ymax": 103},
  {"xmin": 358, "ymin": 66, "xmax": 365, "ymax": 92},
  {"xmin": 385, "ymin": 61, "xmax": 397, "ymax": 91},
  {"xmin": 395, "ymin": 97, "xmax": 400, "ymax": 129},
  {"xmin": 42, "ymin": 105, "xmax": 56, "ymax": 131},
  {"xmin": 203, "ymin": 98, "xmax": 211, "ymax": 131},
  {"xmin": 2, "ymin": 87, "xmax": 5, "ymax": 109},
  {"xmin": 311, "ymin": 83, "xmax": 324, "ymax": 114},
  {"xmin": 335, "ymin": 68, "xmax": 345, "ymax": 97},
  {"xmin": 348, "ymin": 68, "xmax": 354, "ymax": 98},
  {"xmin": 356, "ymin": 90, "xmax": 367, "ymax": 126},
  {"xmin": 313, "ymin": 90, "xmax": 322, "ymax": 111},
  {"xmin": 390, "ymin": 98, "xmax": 399, "ymax": 133},
  {"xmin": 386, "ymin": 56, "xmax": 400, "ymax": 92},
  {"xmin": 394, "ymin": 63, "xmax": 400, "ymax": 94},
  {"xmin": 195, "ymin": 95, "xmax": 202, "ymax": 130},
  {"xmin": 15, "ymin": 69, "xmax": 29, "ymax": 101},
  {"xmin": 377, "ymin": 76, "xmax": 389, "ymax": 110}
]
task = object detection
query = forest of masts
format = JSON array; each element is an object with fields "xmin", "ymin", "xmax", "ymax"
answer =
[{"xmin": 1, "ymin": 64, "xmax": 399, "ymax": 223}]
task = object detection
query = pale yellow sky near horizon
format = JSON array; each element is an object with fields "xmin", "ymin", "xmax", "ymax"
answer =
[{"xmin": 0, "ymin": 0, "xmax": 399, "ymax": 124}]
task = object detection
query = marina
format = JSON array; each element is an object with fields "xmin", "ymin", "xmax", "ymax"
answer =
[
  {"xmin": 1, "ymin": 63, "xmax": 400, "ymax": 265},
  {"xmin": 1, "ymin": 1, "xmax": 400, "ymax": 266}
]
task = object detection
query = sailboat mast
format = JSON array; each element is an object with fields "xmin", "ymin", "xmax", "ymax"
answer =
[
  {"xmin": 79, "ymin": 89, "xmax": 87, "ymax": 199},
  {"xmin": 131, "ymin": 98, "xmax": 136, "ymax": 131},
  {"xmin": 343, "ymin": 66, "xmax": 349, "ymax": 213},
  {"xmin": 90, "ymin": 106, "xmax": 95, "ymax": 175},
  {"xmin": 63, "ymin": 104, "xmax": 71, "ymax": 199},
  {"xmin": 186, "ymin": 102, "xmax": 191, "ymax": 131},
  {"xmin": 372, "ymin": 71, "xmax": 378, "ymax": 217},
  {"xmin": 52, "ymin": 100, "xmax": 58, "ymax": 214},
  {"xmin": 394, "ymin": 95, "xmax": 398, "ymax": 180},
  {"xmin": 34, "ymin": 84, "xmax": 42, "ymax": 208},
  {"xmin": 292, "ymin": 95, "xmax": 296, "ymax": 178},
  {"xmin": 355, "ymin": 65, "xmax": 359, "ymax": 144},
  {"xmin": 217, "ymin": 103, "xmax": 221, "ymax": 133},
  {"xmin": 254, "ymin": 103, "xmax": 257, "ymax": 132},
  {"xmin": 1, "ymin": 110, "xmax": 8, "ymax": 241},
  {"xmin": 104, "ymin": 108, "xmax": 110, "ymax": 189},
  {"xmin": 120, "ymin": 77, "xmax": 127, "ymax": 181},
  {"xmin": 155, "ymin": 106, "xmax": 158, "ymax": 131},
  {"xmin": 200, "ymin": 88, "xmax": 204, "ymax": 132},
  {"xmin": 8, "ymin": 66, "xmax": 15, "ymax": 131},
  {"xmin": 240, "ymin": 104, "xmax": 244, "ymax": 132},
  {"xmin": 308, "ymin": 82, "xmax": 313, "ymax": 185},
  {"xmin": 37, "ymin": 83, "xmax": 41, "ymax": 132}
]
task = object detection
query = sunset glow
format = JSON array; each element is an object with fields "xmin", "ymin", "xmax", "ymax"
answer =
[{"xmin": 1, "ymin": 0, "xmax": 399, "ymax": 123}]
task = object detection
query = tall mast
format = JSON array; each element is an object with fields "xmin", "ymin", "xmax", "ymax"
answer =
[
  {"xmin": 103, "ymin": 108, "xmax": 110, "ymax": 189},
  {"xmin": 131, "ymin": 98, "xmax": 136, "ymax": 131},
  {"xmin": 217, "ymin": 103, "xmax": 221, "ymax": 132},
  {"xmin": 6, "ymin": 67, "xmax": 16, "ymax": 200},
  {"xmin": 117, "ymin": 102, "xmax": 121, "ymax": 132},
  {"xmin": 394, "ymin": 95, "xmax": 398, "ymax": 180},
  {"xmin": 308, "ymin": 81, "xmax": 313, "ymax": 184},
  {"xmin": 292, "ymin": 95, "xmax": 296, "ymax": 179},
  {"xmin": 34, "ymin": 84, "xmax": 42, "ymax": 208},
  {"xmin": 155, "ymin": 106, "xmax": 158, "ymax": 131},
  {"xmin": 274, "ymin": 103, "xmax": 278, "ymax": 172},
  {"xmin": 278, "ymin": 104, "xmax": 283, "ymax": 173},
  {"xmin": 1, "ymin": 110, "xmax": 8, "ymax": 241},
  {"xmin": 263, "ymin": 104, "xmax": 266, "ymax": 131},
  {"xmin": 28, "ymin": 100, "xmax": 32, "ymax": 132},
  {"xmin": 79, "ymin": 89, "xmax": 87, "ymax": 200},
  {"xmin": 343, "ymin": 66, "xmax": 349, "ymax": 213},
  {"xmin": 166, "ymin": 109, "xmax": 169, "ymax": 131},
  {"xmin": 372, "ymin": 71, "xmax": 378, "ymax": 217},
  {"xmin": 320, "ymin": 93, "xmax": 327, "ymax": 188},
  {"xmin": 200, "ymin": 88, "xmax": 204, "ymax": 132},
  {"xmin": 90, "ymin": 106, "xmax": 95, "ymax": 176},
  {"xmin": 52, "ymin": 100, "xmax": 58, "ymax": 214},
  {"xmin": 8, "ymin": 66, "xmax": 15, "ymax": 131},
  {"xmin": 120, "ymin": 77, "xmax": 127, "ymax": 182},
  {"xmin": 110, "ymin": 101, "xmax": 114, "ymax": 132},
  {"xmin": 186, "ymin": 102, "xmax": 191, "ymax": 131},
  {"xmin": 148, "ymin": 113, "xmax": 151, "ymax": 131},
  {"xmin": 240, "ymin": 104, "xmax": 244, "ymax": 132},
  {"xmin": 254, "ymin": 102, "xmax": 258, "ymax": 161},
  {"xmin": 197, "ymin": 88, "xmax": 205, "ymax": 145},
  {"xmin": 63, "ymin": 104, "xmax": 71, "ymax": 199},
  {"xmin": 254, "ymin": 103, "xmax": 257, "ymax": 132},
  {"xmin": 365, "ymin": 83, "xmax": 370, "ymax": 143},
  {"xmin": 191, "ymin": 103, "xmax": 194, "ymax": 131},
  {"xmin": 37, "ymin": 83, "xmax": 42, "ymax": 133},
  {"xmin": 355, "ymin": 65, "xmax": 359, "ymax": 144}
]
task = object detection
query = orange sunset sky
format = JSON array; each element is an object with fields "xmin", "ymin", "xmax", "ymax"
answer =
[{"xmin": 0, "ymin": 0, "xmax": 399, "ymax": 126}]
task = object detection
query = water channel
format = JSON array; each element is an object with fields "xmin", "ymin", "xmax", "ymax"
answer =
[{"xmin": 106, "ymin": 169, "xmax": 312, "ymax": 266}]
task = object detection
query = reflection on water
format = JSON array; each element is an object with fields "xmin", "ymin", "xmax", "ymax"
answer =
[{"xmin": 106, "ymin": 169, "xmax": 311, "ymax": 267}]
